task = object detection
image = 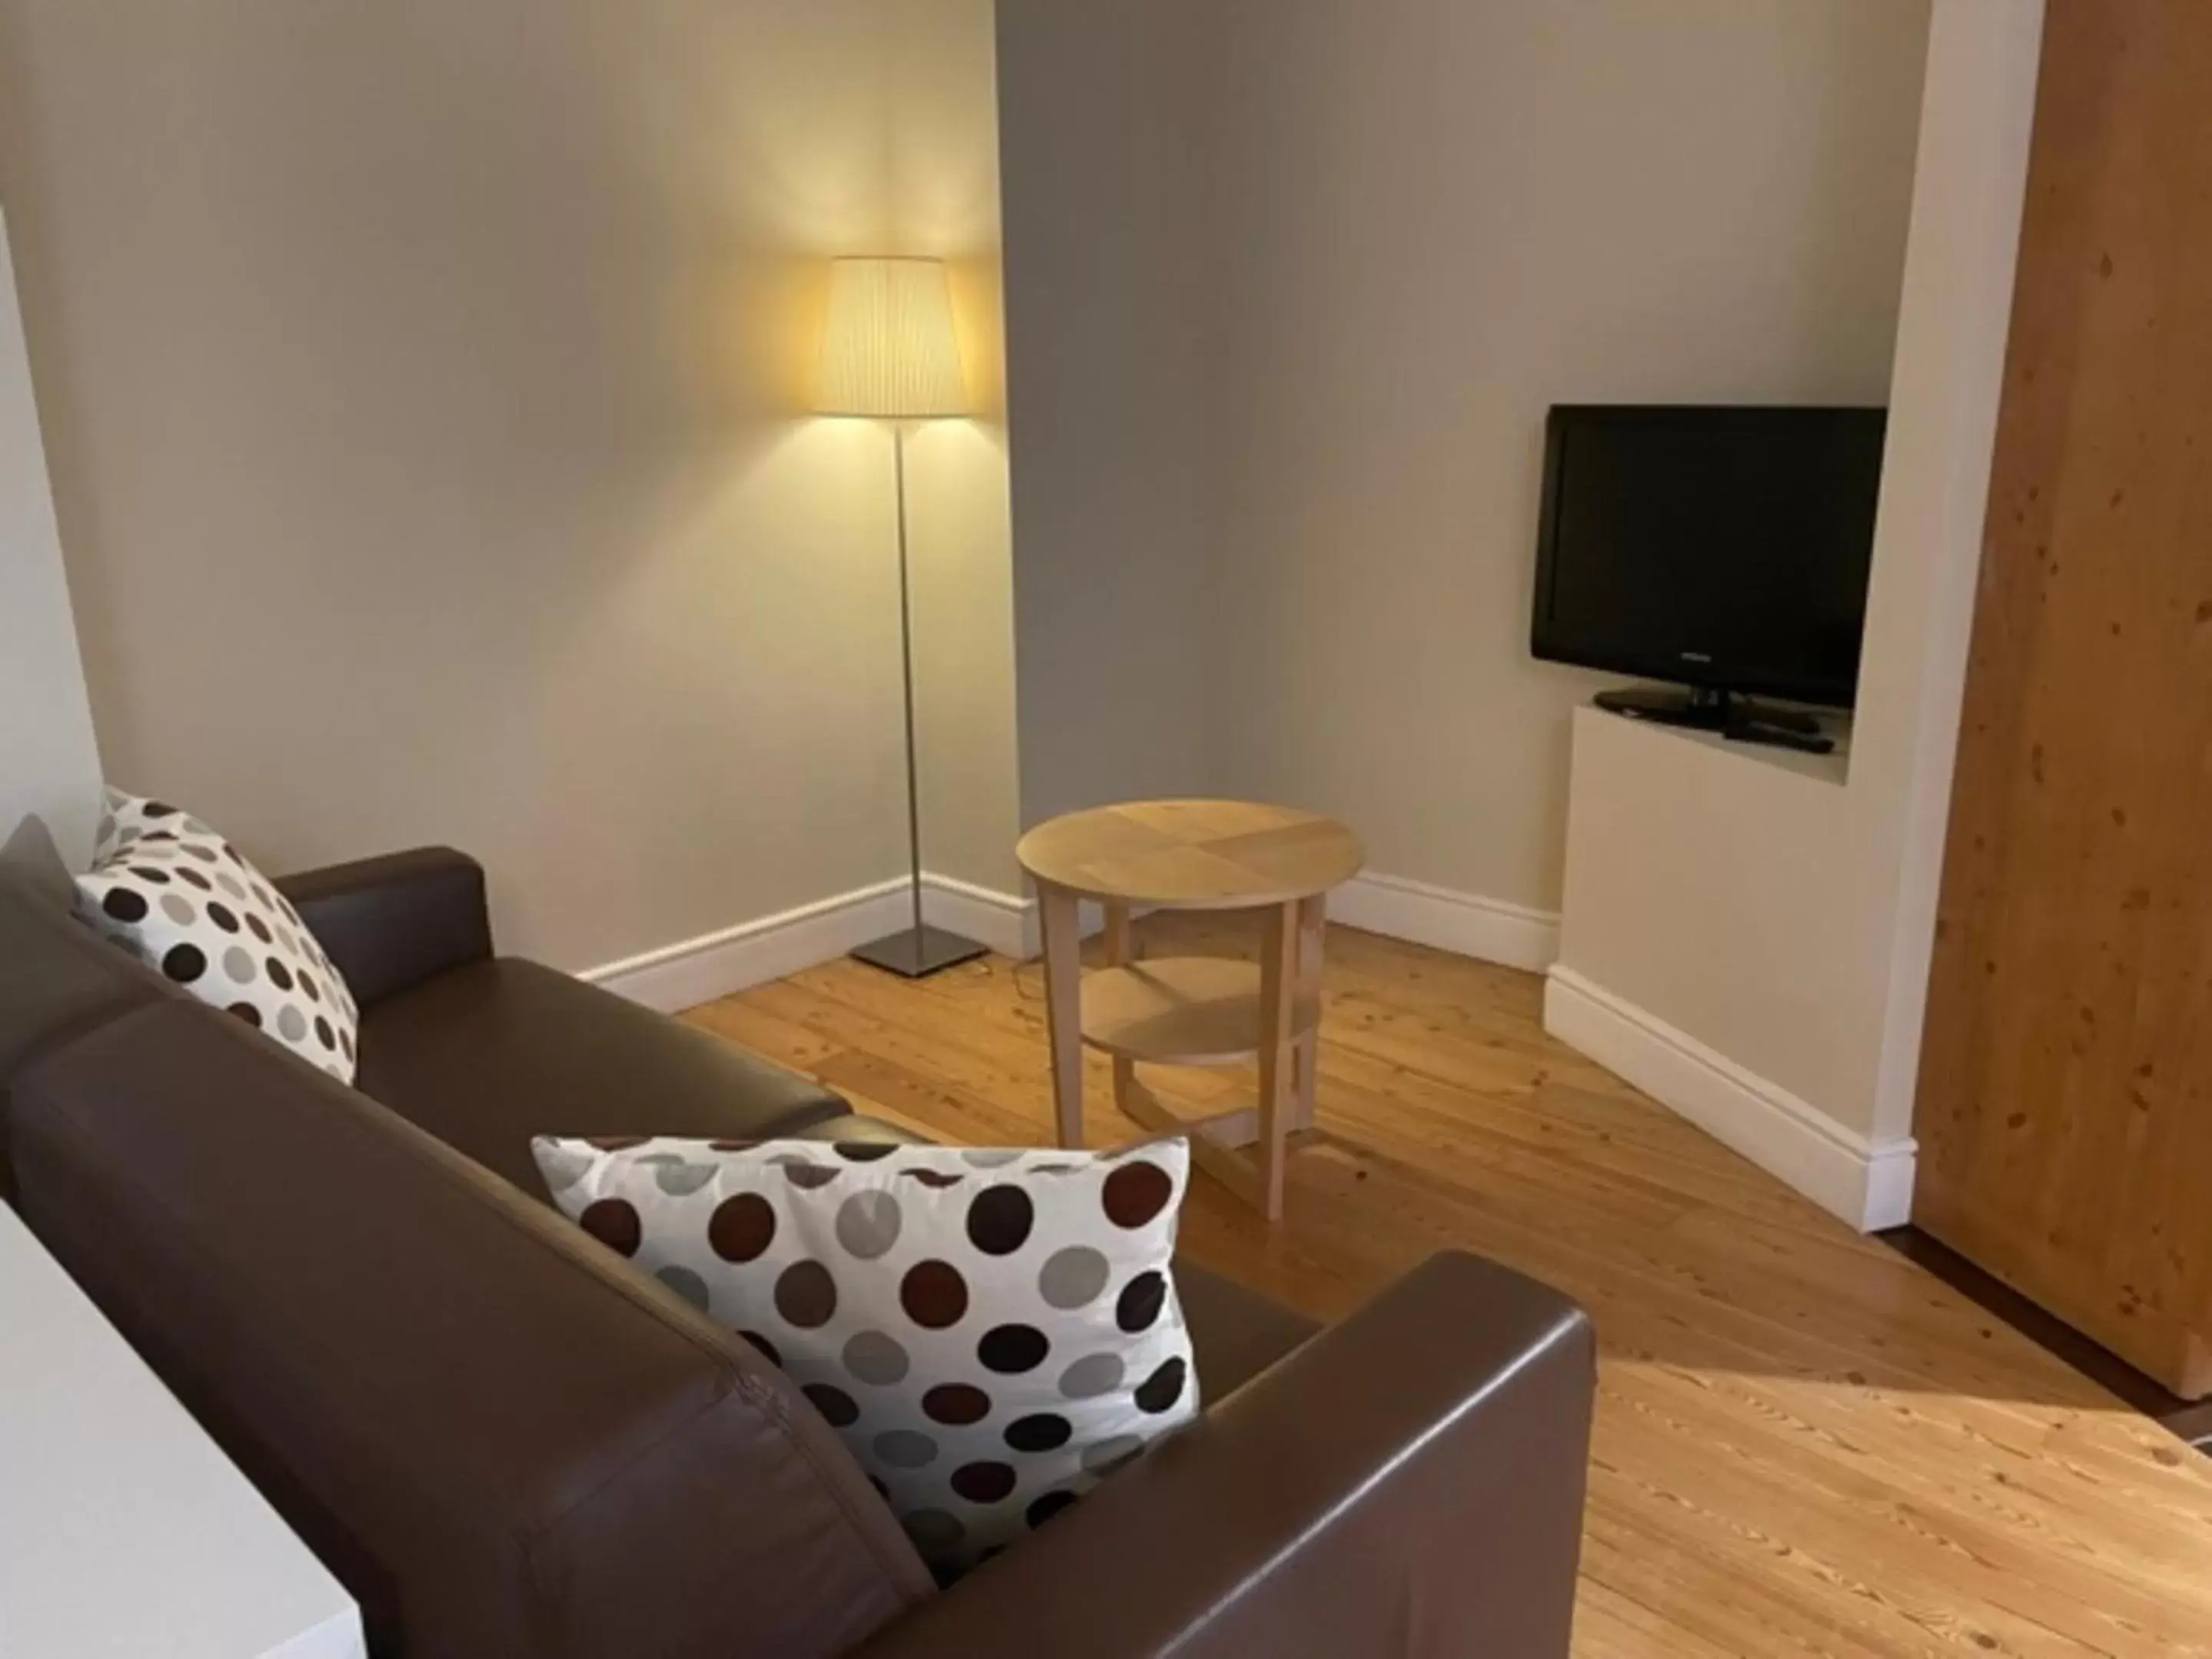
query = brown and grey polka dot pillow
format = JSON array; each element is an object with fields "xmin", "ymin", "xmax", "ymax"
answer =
[
  {"xmin": 532, "ymin": 1134, "xmax": 1198, "ymax": 1575},
  {"xmin": 75, "ymin": 787, "xmax": 359, "ymax": 1083}
]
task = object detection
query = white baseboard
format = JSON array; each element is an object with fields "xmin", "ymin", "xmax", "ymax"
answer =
[
  {"xmin": 1542, "ymin": 965, "xmax": 1916, "ymax": 1233},
  {"xmin": 582, "ymin": 873, "xmax": 1045, "ymax": 1013},
  {"xmin": 588, "ymin": 867, "xmax": 1559, "ymax": 1016},
  {"xmin": 583, "ymin": 879, "xmax": 911, "ymax": 1013},
  {"xmin": 1330, "ymin": 872, "xmax": 1561, "ymax": 973},
  {"xmin": 922, "ymin": 875, "xmax": 1134, "ymax": 962},
  {"xmin": 918, "ymin": 873, "xmax": 1033, "ymax": 959},
  {"xmin": 928, "ymin": 870, "xmax": 1564, "ymax": 971},
  {"xmin": 949, "ymin": 867, "xmax": 1558, "ymax": 971}
]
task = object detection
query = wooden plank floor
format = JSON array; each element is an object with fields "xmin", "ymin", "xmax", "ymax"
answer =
[{"xmin": 683, "ymin": 915, "xmax": 2212, "ymax": 1657}]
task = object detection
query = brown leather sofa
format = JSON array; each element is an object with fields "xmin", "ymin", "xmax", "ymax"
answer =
[{"xmin": 0, "ymin": 823, "xmax": 1594, "ymax": 1659}]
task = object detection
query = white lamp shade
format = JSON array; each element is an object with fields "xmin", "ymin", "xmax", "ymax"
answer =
[{"xmin": 816, "ymin": 257, "xmax": 970, "ymax": 419}]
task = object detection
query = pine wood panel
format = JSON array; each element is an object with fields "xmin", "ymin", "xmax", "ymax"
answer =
[
  {"xmin": 1914, "ymin": 0, "xmax": 2212, "ymax": 1399},
  {"xmin": 687, "ymin": 917, "xmax": 2212, "ymax": 1657}
]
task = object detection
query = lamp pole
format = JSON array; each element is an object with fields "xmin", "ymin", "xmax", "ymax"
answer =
[
  {"xmin": 817, "ymin": 256, "xmax": 986, "ymax": 978},
  {"xmin": 892, "ymin": 422, "xmax": 926, "ymax": 949},
  {"xmin": 849, "ymin": 418, "xmax": 988, "ymax": 979}
]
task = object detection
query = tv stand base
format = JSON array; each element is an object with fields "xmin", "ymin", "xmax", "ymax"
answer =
[{"xmin": 1593, "ymin": 687, "xmax": 1833, "ymax": 754}]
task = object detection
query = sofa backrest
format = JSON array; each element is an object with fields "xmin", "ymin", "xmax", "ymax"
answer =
[
  {"xmin": 0, "ymin": 816, "xmax": 176, "ymax": 1199},
  {"xmin": 0, "ymin": 824, "xmax": 932, "ymax": 1659}
]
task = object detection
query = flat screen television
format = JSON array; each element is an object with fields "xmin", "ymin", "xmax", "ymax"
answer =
[{"xmin": 1531, "ymin": 405, "xmax": 1886, "ymax": 730}]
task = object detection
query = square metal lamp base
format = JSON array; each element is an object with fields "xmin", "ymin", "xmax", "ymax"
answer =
[{"xmin": 850, "ymin": 924, "xmax": 989, "ymax": 979}]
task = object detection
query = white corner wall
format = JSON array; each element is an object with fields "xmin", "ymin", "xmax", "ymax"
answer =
[
  {"xmin": 995, "ymin": 2, "xmax": 1227, "ymax": 830},
  {"xmin": 998, "ymin": 0, "xmax": 1936, "ymax": 954},
  {"xmin": 1547, "ymin": 0, "xmax": 2047, "ymax": 1231},
  {"xmin": 0, "ymin": 204, "xmax": 101, "ymax": 866}
]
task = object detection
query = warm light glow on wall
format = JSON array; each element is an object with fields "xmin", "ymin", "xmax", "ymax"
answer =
[{"xmin": 816, "ymin": 257, "xmax": 970, "ymax": 419}]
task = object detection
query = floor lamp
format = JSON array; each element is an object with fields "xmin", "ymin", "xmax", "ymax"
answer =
[{"xmin": 818, "ymin": 256, "xmax": 988, "ymax": 979}]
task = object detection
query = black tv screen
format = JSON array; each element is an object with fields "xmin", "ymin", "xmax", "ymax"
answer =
[{"xmin": 1532, "ymin": 405, "xmax": 1886, "ymax": 708}]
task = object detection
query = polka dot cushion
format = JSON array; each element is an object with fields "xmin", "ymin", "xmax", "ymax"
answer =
[
  {"xmin": 532, "ymin": 1134, "xmax": 1198, "ymax": 1575},
  {"xmin": 74, "ymin": 788, "xmax": 359, "ymax": 1083}
]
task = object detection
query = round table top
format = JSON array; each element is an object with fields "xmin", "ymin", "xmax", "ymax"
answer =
[{"xmin": 1015, "ymin": 799, "xmax": 1365, "ymax": 910}]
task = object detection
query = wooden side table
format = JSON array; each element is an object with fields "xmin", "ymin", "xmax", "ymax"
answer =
[{"xmin": 1015, "ymin": 800, "xmax": 1364, "ymax": 1220}]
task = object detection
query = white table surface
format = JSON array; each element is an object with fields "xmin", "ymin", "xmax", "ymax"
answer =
[{"xmin": 0, "ymin": 1202, "xmax": 363, "ymax": 1659}]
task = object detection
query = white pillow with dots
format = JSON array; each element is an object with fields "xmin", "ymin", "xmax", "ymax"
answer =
[
  {"xmin": 74, "ymin": 786, "xmax": 360, "ymax": 1083},
  {"xmin": 532, "ymin": 1134, "xmax": 1198, "ymax": 1576}
]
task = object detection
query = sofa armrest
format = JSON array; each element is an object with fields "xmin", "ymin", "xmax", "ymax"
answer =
[
  {"xmin": 279, "ymin": 848, "xmax": 493, "ymax": 1009},
  {"xmin": 852, "ymin": 1251, "xmax": 1594, "ymax": 1659}
]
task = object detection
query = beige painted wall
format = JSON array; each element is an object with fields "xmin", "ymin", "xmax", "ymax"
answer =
[
  {"xmin": 1553, "ymin": 1, "xmax": 2044, "ymax": 1207},
  {"xmin": 1204, "ymin": 0, "xmax": 1930, "ymax": 912},
  {"xmin": 0, "ymin": 0, "xmax": 1018, "ymax": 968},
  {"xmin": 1, "ymin": 204, "xmax": 101, "ymax": 866}
]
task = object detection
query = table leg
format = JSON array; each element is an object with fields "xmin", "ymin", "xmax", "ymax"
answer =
[
  {"xmin": 1102, "ymin": 901, "xmax": 1133, "ymax": 964},
  {"xmin": 1103, "ymin": 902, "xmax": 1137, "ymax": 1124},
  {"xmin": 1255, "ymin": 901, "xmax": 1299, "ymax": 1221},
  {"xmin": 1038, "ymin": 883, "xmax": 1084, "ymax": 1149},
  {"xmin": 1292, "ymin": 892, "xmax": 1326, "ymax": 1133}
]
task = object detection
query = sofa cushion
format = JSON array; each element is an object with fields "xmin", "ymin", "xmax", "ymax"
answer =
[
  {"xmin": 356, "ymin": 959, "xmax": 847, "ymax": 1192},
  {"xmin": 75, "ymin": 791, "xmax": 360, "ymax": 1082},
  {"xmin": 2, "ymin": 814, "xmax": 75, "ymax": 906},
  {"xmin": 0, "ymin": 830, "xmax": 171, "ymax": 1065},
  {"xmin": 791, "ymin": 1111, "xmax": 930, "ymax": 1148},
  {"xmin": 1176, "ymin": 1261, "xmax": 1320, "ymax": 1397},
  {"xmin": 534, "ymin": 1134, "xmax": 1200, "ymax": 1576},
  {"xmin": 0, "ymin": 823, "xmax": 180, "ymax": 1201}
]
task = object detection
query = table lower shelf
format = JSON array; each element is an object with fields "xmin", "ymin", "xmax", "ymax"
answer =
[
  {"xmin": 1112, "ymin": 1073, "xmax": 1308, "ymax": 1213},
  {"xmin": 1079, "ymin": 955, "xmax": 1319, "ymax": 1067}
]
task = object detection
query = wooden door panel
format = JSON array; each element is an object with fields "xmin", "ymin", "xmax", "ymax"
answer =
[{"xmin": 1916, "ymin": 0, "xmax": 2212, "ymax": 1399}]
